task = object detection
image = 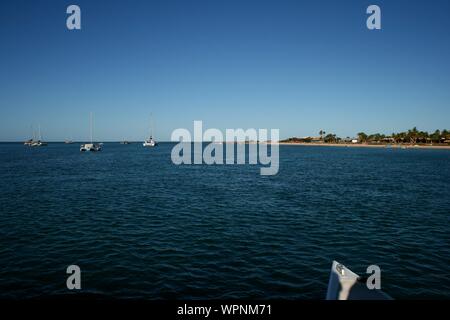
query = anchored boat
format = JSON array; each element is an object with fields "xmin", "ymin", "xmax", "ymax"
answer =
[
  {"xmin": 24, "ymin": 125, "xmax": 35, "ymax": 146},
  {"xmin": 143, "ymin": 137, "xmax": 157, "ymax": 147},
  {"xmin": 326, "ymin": 261, "xmax": 392, "ymax": 300},
  {"xmin": 80, "ymin": 143, "xmax": 101, "ymax": 152},
  {"xmin": 30, "ymin": 140, "xmax": 48, "ymax": 147},
  {"xmin": 29, "ymin": 125, "xmax": 47, "ymax": 147},
  {"xmin": 80, "ymin": 113, "xmax": 102, "ymax": 152},
  {"xmin": 143, "ymin": 114, "xmax": 157, "ymax": 147}
]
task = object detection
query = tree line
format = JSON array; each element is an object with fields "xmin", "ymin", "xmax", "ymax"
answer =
[
  {"xmin": 357, "ymin": 127, "xmax": 450, "ymax": 144},
  {"xmin": 282, "ymin": 128, "xmax": 450, "ymax": 144}
]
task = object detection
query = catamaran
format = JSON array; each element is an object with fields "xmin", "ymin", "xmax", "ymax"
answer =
[
  {"xmin": 80, "ymin": 113, "xmax": 102, "ymax": 152},
  {"xmin": 143, "ymin": 115, "xmax": 157, "ymax": 147}
]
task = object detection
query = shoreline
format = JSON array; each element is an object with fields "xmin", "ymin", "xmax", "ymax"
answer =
[{"xmin": 275, "ymin": 142, "xmax": 450, "ymax": 149}]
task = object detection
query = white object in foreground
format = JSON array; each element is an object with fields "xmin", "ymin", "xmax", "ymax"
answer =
[{"xmin": 326, "ymin": 261, "xmax": 392, "ymax": 300}]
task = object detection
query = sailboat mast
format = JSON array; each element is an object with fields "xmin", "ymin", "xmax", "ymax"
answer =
[
  {"xmin": 90, "ymin": 112, "xmax": 93, "ymax": 143},
  {"xmin": 151, "ymin": 115, "xmax": 153, "ymax": 138},
  {"xmin": 38, "ymin": 124, "xmax": 42, "ymax": 141}
]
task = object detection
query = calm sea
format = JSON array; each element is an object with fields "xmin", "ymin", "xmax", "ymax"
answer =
[{"xmin": 0, "ymin": 142, "xmax": 449, "ymax": 299}]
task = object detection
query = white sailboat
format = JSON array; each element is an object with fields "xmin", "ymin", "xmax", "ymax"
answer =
[
  {"xmin": 143, "ymin": 137, "xmax": 156, "ymax": 147},
  {"xmin": 30, "ymin": 124, "xmax": 47, "ymax": 147},
  {"xmin": 80, "ymin": 113, "xmax": 102, "ymax": 152},
  {"xmin": 24, "ymin": 125, "xmax": 35, "ymax": 146},
  {"xmin": 143, "ymin": 115, "xmax": 158, "ymax": 147},
  {"xmin": 65, "ymin": 134, "xmax": 74, "ymax": 144}
]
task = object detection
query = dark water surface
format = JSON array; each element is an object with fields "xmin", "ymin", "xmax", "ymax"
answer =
[{"xmin": 0, "ymin": 143, "xmax": 449, "ymax": 299}]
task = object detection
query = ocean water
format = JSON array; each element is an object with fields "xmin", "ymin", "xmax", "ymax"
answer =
[{"xmin": 0, "ymin": 142, "xmax": 449, "ymax": 299}]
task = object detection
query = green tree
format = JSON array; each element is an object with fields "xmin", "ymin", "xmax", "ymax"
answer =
[
  {"xmin": 442, "ymin": 129, "xmax": 449, "ymax": 140},
  {"xmin": 407, "ymin": 127, "xmax": 419, "ymax": 144},
  {"xmin": 357, "ymin": 132, "xmax": 368, "ymax": 143},
  {"xmin": 324, "ymin": 133, "xmax": 337, "ymax": 143},
  {"xmin": 430, "ymin": 130, "xmax": 440, "ymax": 143},
  {"xmin": 319, "ymin": 130, "xmax": 326, "ymax": 140}
]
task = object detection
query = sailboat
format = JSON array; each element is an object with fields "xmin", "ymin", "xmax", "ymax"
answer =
[
  {"xmin": 80, "ymin": 113, "xmax": 102, "ymax": 152},
  {"xmin": 143, "ymin": 115, "xmax": 158, "ymax": 147},
  {"xmin": 65, "ymin": 134, "xmax": 74, "ymax": 144},
  {"xmin": 24, "ymin": 125, "xmax": 35, "ymax": 146},
  {"xmin": 30, "ymin": 124, "xmax": 47, "ymax": 147}
]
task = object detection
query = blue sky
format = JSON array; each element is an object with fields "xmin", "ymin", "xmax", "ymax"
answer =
[{"xmin": 1, "ymin": 0, "xmax": 449, "ymax": 141}]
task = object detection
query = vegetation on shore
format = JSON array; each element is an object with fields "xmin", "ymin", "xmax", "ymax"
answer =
[{"xmin": 281, "ymin": 127, "xmax": 450, "ymax": 145}]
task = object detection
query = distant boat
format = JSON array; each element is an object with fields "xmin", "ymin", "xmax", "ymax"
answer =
[
  {"xmin": 143, "ymin": 114, "xmax": 158, "ymax": 147},
  {"xmin": 326, "ymin": 261, "xmax": 392, "ymax": 300},
  {"xmin": 30, "ymin": 124, "xmax": 47, "ymax": 147},
  {"xmin": 80, "ymin": 143, "xmax": 101, "ymax": 152},
  {"xmin": 143, "ymin": 137, "xmax": 157, "ymax": 147},
  {"xmin": 120, "ymin": 141, "xmax": 131, "ymax": 145},
  {"xmin": 24, "ymin": 125, "xmax": 35, "ymax": 145},
  {"xmin": 80, "ymin": 113, "xmax": 102, "ymax": 152},
  {"xmin": 65, "ymin": 135, "xmax": 74, "ymax": 144},
  {"xmin": 31, "ymin": 140, "xmax": 47, "ymax": 147}
]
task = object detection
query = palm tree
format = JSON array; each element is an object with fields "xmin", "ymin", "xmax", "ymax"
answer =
[
  {"xmin": 430, "ymin": 130, "xmax": 440, "ymax": 144},
  {"xmin": 442, "ymin": 129, "xmax": 449, "ymax": 141},
  {"xmin": 324, "ymin": 133, "xmax": 337, "ymax": 143},
  {"xmin": 319, "ymin": 130, "xmax": 326, "ymax": 140},
  {"xmin": 419, "ymin": 130, "xmax": 429, "ymax": 144},
  {"xmin": 407, "ymin": 127, "xmax": 419, "ymax": 144},
  {"xmin": 357, "ymin": 132, "xmax": 368, "ymax": 143}
]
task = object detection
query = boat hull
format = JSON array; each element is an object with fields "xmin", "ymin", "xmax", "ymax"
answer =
[
  {"xmin": 30, "ymin": 141, "xmax": 47, "ymax": 147},
  {"xmin": 80, "ymin": 143, "xmax": 102, "ymax": 152},
  {"xmin": 143, "ymin": 139, "xmax": 157, "ymax": 147}
]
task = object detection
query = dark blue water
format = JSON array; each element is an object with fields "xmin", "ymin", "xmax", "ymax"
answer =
[{"xmin": 0, "ymin": 143, "xmax": 449, "ymax": 299}]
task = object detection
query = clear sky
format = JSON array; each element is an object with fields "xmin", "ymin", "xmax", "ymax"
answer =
[{"xmin": 1, "ymin": 0, "xmax": 449, "ymax": 141}]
